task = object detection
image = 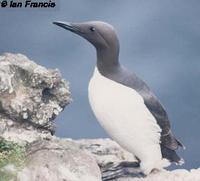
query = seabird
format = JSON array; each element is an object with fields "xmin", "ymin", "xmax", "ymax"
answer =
[{"xmin": 53, "ymin": 21, "xmax": 184, "ymax": 175}]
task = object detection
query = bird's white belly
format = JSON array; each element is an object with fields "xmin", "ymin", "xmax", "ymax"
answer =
[{"xmin": 88, "ymin": 68, "xmax": 167, "ymax": 174}]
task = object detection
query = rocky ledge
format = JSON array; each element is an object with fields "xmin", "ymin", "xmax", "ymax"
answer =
[{"xmin": 0, "ymin": 53, "xmax": 199, "ymax": 181}]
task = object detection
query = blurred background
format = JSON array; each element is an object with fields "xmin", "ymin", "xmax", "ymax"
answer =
[{"xmin": 0, "ymin": 0, "xmax": 200, "ymax": 170}]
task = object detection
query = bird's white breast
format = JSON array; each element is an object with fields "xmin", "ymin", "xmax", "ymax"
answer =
[{"xmin": 88, "ymin": 68, "xmax": 166, "ymax": 173}]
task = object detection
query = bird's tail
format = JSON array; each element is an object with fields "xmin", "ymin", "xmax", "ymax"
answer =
[{"xmin": 161, "ymin": 146, "xmax": 184, "ymax": 165}]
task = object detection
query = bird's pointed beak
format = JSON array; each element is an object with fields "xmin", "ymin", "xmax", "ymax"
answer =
[{"xmin": 53, "ymin": 21, "xmax": 81, "ymax": 33}]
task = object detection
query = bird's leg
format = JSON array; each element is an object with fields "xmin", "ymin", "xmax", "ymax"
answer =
[{"xmin": 100, "ymin": 161, "xmax": 144, "ymax": 181}]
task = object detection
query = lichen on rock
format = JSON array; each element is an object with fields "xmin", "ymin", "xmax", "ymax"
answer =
[
  {"xmin": 0, "ymin": 53, "xmax": 102, "ymax": 181},
  {"xmin": 0, "ymin": 53, "xmax": 71, "ymax": 135}
]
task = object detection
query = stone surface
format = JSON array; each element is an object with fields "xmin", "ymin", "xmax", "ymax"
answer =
[
  {"xmin": 76, "ymin": 138, "xmax": 137, "ymax": 166},
  {"xmin": 76, "ymin": 139, "xmax": 200, "ymax": 181},
  {"xmin": 0, "ymin": 53, "xmax": 71, "ymax": 141},
  {"xmin": 17, "ymin": 138, "xmax": 102, "ymax": 181},
  {"xmin": 114, "ymin": 168, "xmax": 200, "ymax": 181}
]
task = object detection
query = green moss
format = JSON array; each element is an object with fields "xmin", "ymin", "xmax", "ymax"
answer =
[{"xmin": 0, "ymin": 138, "xmax": 26, "ymax": 181}]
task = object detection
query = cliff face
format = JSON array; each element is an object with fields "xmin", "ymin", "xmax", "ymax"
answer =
[
  {"xmin": 0, "ymin": 53, "xmax": 101, "ymax": 181},
  {"xmin": 0, "ymin": 53, "xmax": 200, "ymax": 181},
  {"xmin": 0, "ymin": 53, "xmax": 70, "ymax": 137}
]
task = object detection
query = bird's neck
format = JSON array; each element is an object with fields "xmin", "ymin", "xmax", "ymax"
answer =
[{"xmin": 96, "ymin": 46, "xmax": 120, "ymax": 74}]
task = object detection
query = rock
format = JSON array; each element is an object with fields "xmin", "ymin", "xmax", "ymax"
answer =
[
  {"xmin": 76, "ymin": 139, "xmax": 140, "ymax": 181},
  {"xmin": 17, "ymin": 138, "xmax": 102, "ymax": 181},
  {"xmin": 1, "ymin": 164, "xmax": 17, "ymax": 174},
  {"xmin": 1, "ymin": 53, "xmax": 200, "ymax": 181},
  {"xmin": 76, "ymin": 139, "xmax": 200, "ymax": 181},
  {"xmin": 75, "ymin": 138, "xmax": 137, "ymax": 166},
  {"xmin": 0, "ymin": 53, "xmax": 101, "ymax": 181},
  {"xmin": 0, "ymin": 53, "xmax": 71, "ymax": 144},
  {"xmin": 113, "ymin": 168, "xmax": 200, "ymax": 181}
]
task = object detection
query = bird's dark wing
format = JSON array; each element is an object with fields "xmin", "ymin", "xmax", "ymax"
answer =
[
  {"xmin": 142, "ymin": 93, "xmax": 184, "ymax": 163},
  {"xmin": 99, "ymin": 65, "xmax": 183, "ymax": 163},
  {"xmin": 142, "ymin": 92, "xmax": 179, "ymax": 147}
]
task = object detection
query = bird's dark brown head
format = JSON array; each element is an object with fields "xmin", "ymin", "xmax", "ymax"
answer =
[{"xmin": 53, "ymin": 21, "xmax": 120, "ymax": 67}]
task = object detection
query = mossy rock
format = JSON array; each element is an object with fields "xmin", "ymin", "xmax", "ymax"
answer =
[{"xmin": 0, "ymin": 138, "xmax": 26, "ymax": 181}]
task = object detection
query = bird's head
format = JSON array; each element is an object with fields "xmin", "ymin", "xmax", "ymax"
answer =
[{"xmin": 53, "ymin": 21, "xmax": 119, "ymax": 52}]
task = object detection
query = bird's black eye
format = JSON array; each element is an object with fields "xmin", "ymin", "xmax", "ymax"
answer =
[{"xmin": 90, "ymin": 27, "xmax": 95, "ymax": 32}]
